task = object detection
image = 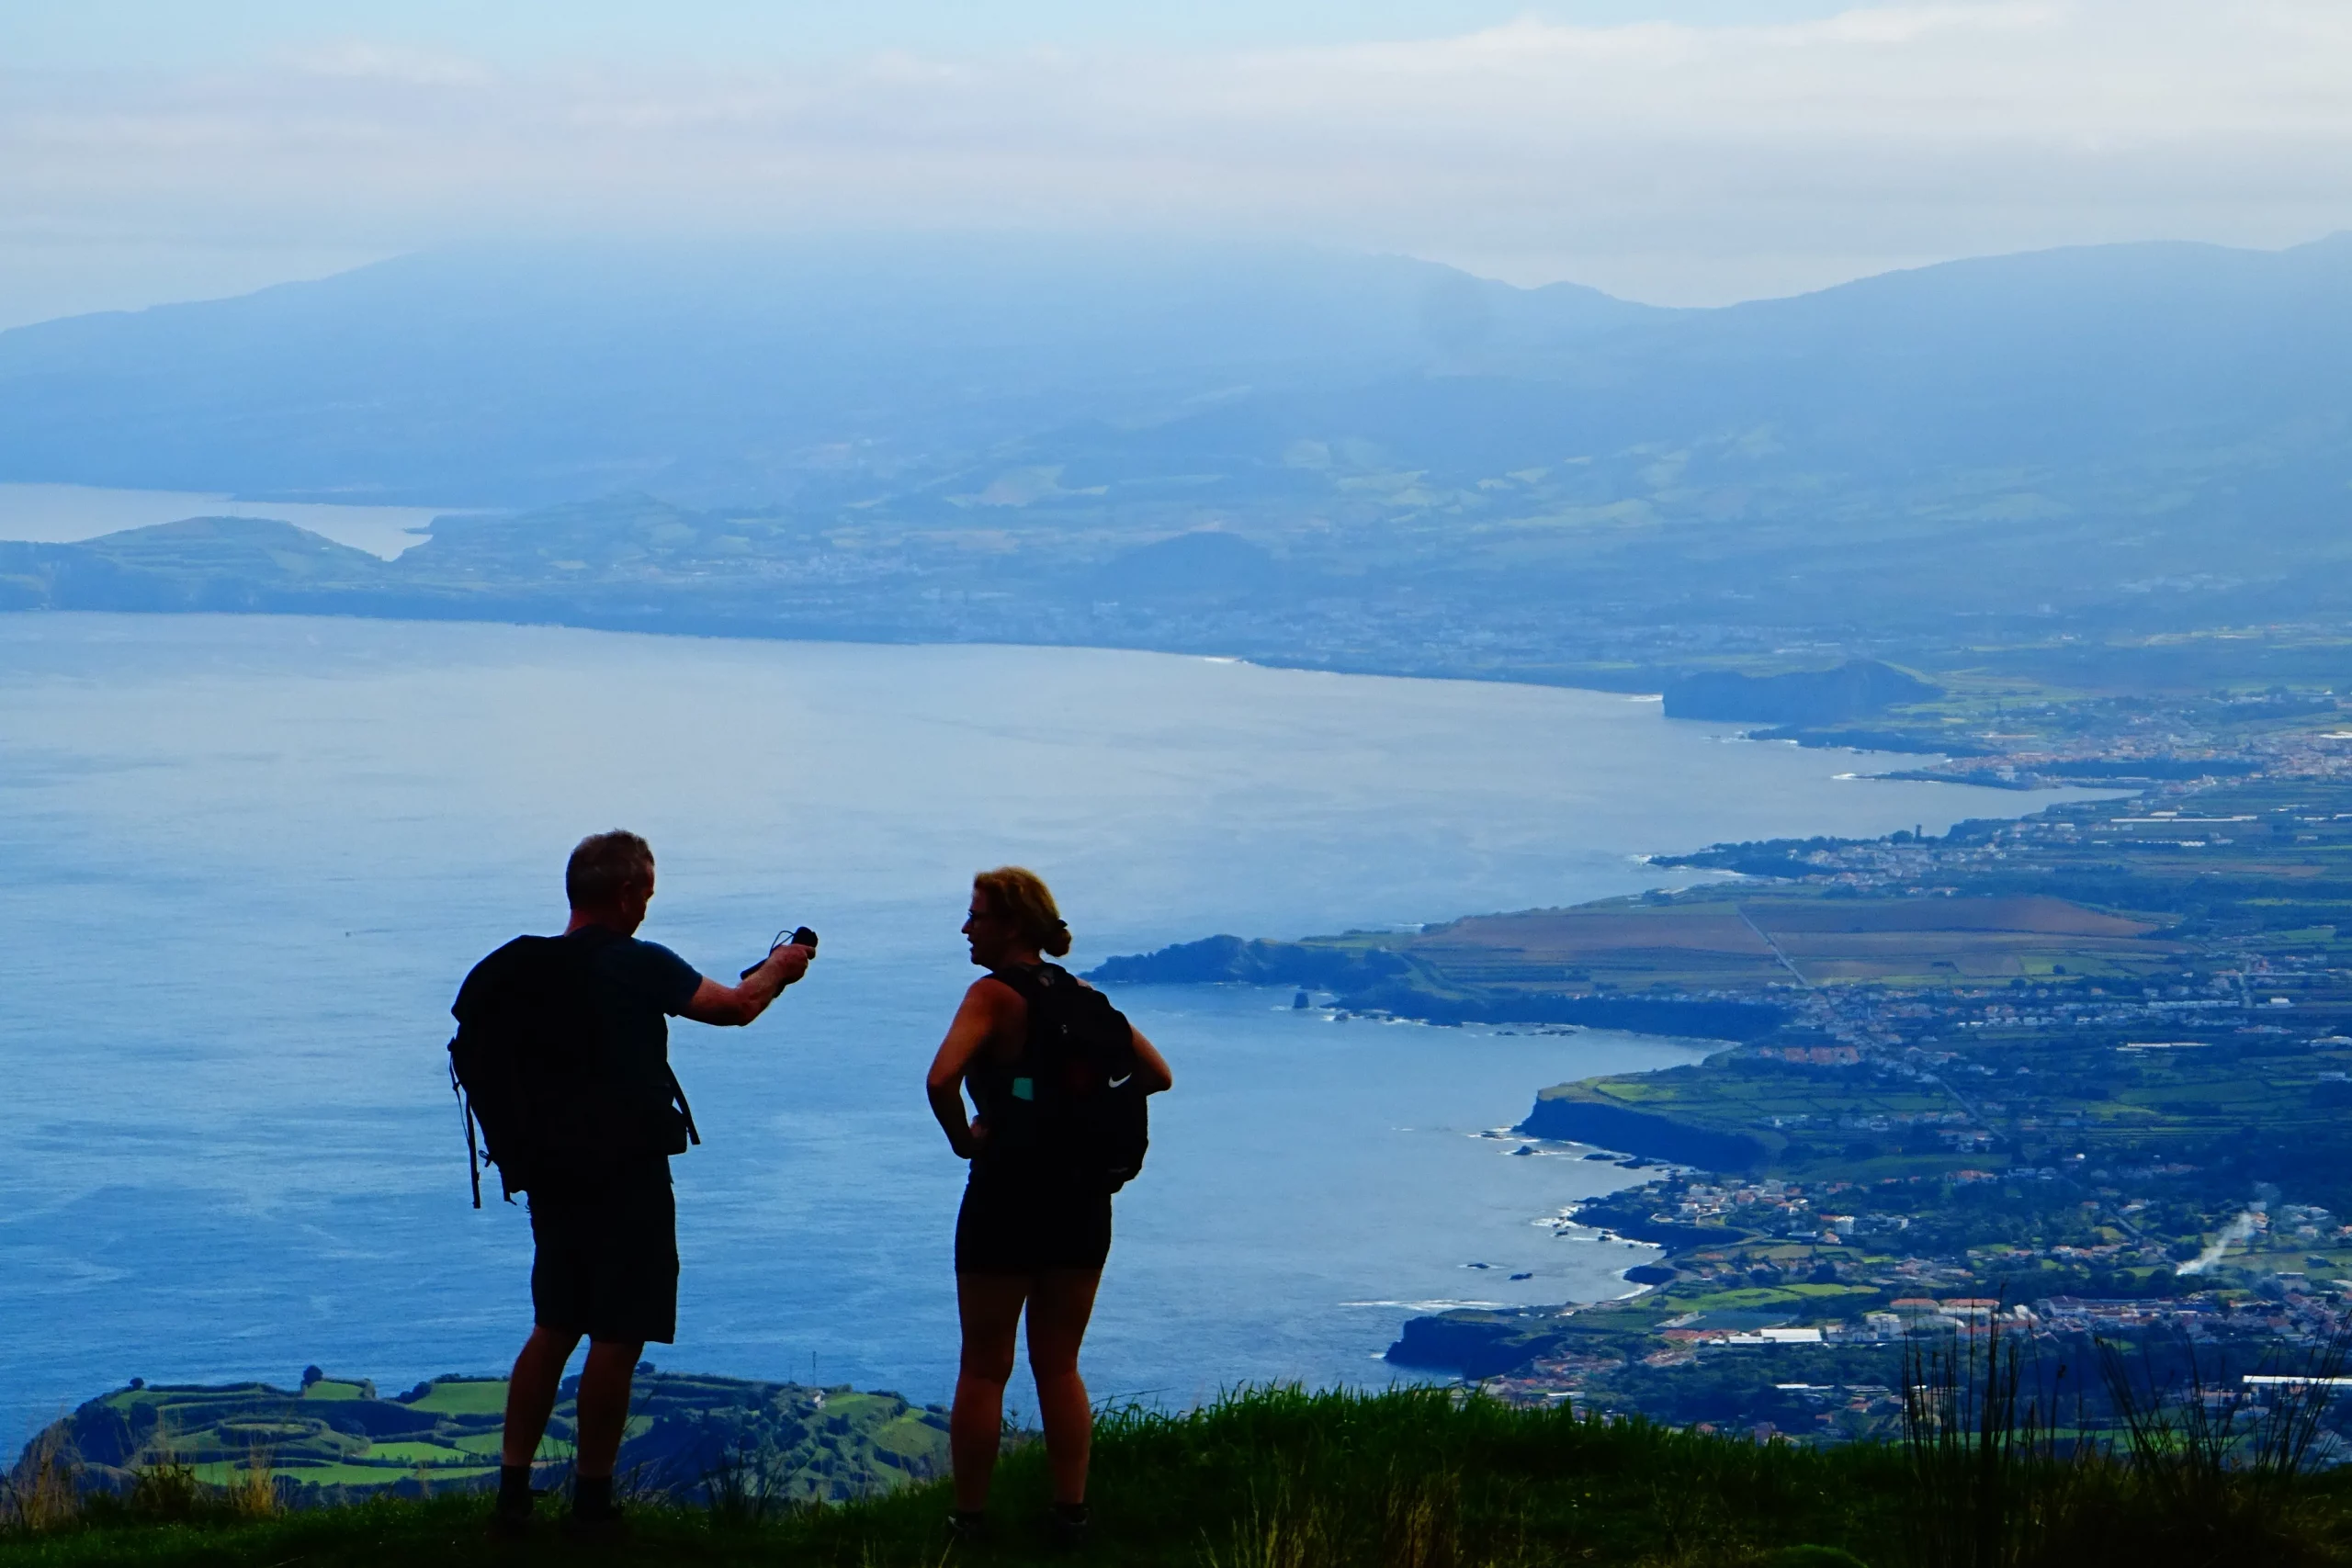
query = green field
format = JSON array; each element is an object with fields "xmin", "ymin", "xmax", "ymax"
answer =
[
  {"xmin": 23, "ymin": 1371, "xmax": 948, "ymax": 1510},
  {"xmin": 399, "ymin": 1380, "xmax": 506, "ymax": 1417}
]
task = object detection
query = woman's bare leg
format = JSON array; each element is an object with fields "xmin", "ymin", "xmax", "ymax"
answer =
[
  {"xmin": 952, "ymin": 1273, "xmax": 1031, "ymax": 1512},
  {"xmin": 1024, "ymin": 1269, "xmax": 1103, "ymax": 1506}
]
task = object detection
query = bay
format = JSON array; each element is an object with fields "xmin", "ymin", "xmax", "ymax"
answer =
[{"xmin": 0, "ymin": 613, "xmax": 2091, "ymax": 1445}]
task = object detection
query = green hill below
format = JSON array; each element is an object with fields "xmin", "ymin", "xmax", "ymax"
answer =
[{"xmin": 17, "ymin": 1368, "xmax": 945, "ymax": 1509}]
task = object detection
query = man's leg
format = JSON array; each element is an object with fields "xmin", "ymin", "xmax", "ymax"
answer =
[
  {"xmin": 1024, "ymin": 1269, "xmax": 1103, "ymax": 1507},
  {"xmin": 951, "ymin": 1273, "xmax": 1031, "ymax": 1514},
  {"xmin": 572, "ymin": 1338, "xmax": 645, "ymax": 1481},
  {"xmin": 502, "ymin": 1324, "xmax": 583, "ymax": 1467},
  {"xmin": 493, "ymin": 1324, "xmax": 582, "ymax": 1530}
]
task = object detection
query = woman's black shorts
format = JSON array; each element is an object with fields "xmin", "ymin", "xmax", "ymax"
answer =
[
  {"xmin": 955, "ymin": 1164, "xmax": 1112, "ymax": 1275},
  {"xmin": 527, "ymin": 1161, "xmax": 679, "ymax": 1345}
]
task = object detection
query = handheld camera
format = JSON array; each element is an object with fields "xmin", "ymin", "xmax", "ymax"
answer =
[{"xmin": 741, "ymin": 926, "xmax": 819, "ymax": 980}]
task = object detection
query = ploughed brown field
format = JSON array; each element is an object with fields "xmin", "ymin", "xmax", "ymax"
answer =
[{"xmin": 1396, "ymin": 894, "xmax": 2179, "ymax": 990}]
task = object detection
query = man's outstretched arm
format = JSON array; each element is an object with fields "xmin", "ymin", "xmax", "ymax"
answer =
[{"xmin": 682, "ymin": 943, "xmax": 812, "ymax": 1027}]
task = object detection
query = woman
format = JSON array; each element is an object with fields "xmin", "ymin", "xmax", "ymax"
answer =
[{"xmin": 925, "ymin": 867, "xmax": 1173, "ymax": 1547}]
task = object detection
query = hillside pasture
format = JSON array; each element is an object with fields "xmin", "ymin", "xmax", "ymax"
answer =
[{"xmin": 1396, "ymin": 894, "xmax": 2180, "ymax": 992}]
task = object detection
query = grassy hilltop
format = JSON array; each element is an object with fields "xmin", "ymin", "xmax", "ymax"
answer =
[{"xmin": 11, "ymin": 1383, "xmax": 2352, "ymax": 1567}]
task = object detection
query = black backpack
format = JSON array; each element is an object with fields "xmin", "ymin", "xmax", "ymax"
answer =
[
  {"xmin": 447, "ymin": 931, "xmax": 699, "ymax": 1207},
  {"xmin": 986, "ymin": 964, "xmax": 1150, "ymax": 1193}
]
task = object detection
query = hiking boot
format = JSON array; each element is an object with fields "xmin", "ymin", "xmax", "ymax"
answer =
[
  {"xmin": 485, "ymin": 1488, "xmax": 537, "ymax": 1540},
  {"xmin": 1049, "ymin": 1502, "xmax": 1091, "ymax": 1552},
  {"xmin": 947, "ymin": 1509, "xmax": 990, "ymax": 1548},
  {"xmin": 562, "ymin": 1506, "xmax": 632, "ymax": 1546}
]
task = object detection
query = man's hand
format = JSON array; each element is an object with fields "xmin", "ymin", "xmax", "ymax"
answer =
[
  {"xmin": 762, "ymin": 942, "xmax": 813, "ymax": 987},
  {"xmin": 684, "ymin": 942, "xmax": 814, "ymax": 1027}
]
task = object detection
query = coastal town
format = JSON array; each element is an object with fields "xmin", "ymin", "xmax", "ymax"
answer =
[
  {"xmin": 1392, "ymin": 699, "xmax": 2352, "ymax": 1442},
  {"xmin": 1102, "ymin": 680, "xmax": 2352, "ymax": 1442}
]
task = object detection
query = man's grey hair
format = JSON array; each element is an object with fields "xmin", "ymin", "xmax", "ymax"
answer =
[{"xmin": 566, "ymin": 830, "xmax": 654, "ymax": 908}]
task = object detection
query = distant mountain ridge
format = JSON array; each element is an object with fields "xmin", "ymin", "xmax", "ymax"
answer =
[
  {"xmin": 2, "ymin": 233, "xmax": 2346, "ymax": 518},
  {"xmin": 0, "ymin": 238, "xmax": 1666, "ymax": 506},
  {"xmin": 6, "ymin": 233, "xmax": 2352, "ymax": 691}
]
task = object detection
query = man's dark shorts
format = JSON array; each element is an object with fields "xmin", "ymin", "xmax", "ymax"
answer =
[{"xmin": 528, "ymin": 1160, "xmax": 677, "ymax": 1345}]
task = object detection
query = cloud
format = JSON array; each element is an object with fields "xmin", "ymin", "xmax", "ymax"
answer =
[
  {"xmin": 279, "ymin": 40, "xmax": 499, "ymax": 88},
  {"xmin": 2, "ymin": 0, "xmax": 2349, "ymax": 314}
]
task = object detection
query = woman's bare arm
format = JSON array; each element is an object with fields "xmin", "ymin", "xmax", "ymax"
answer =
[
  {"xmin": 1129, "ymin": 1024, "xmax": 1174, "ymax": 1094},
  {"xmin": 925, "ymin": 978, "xmax": 1018, "ymax": 1158}
]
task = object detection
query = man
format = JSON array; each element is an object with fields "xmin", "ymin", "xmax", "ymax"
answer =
[{"xmin": 485, "ymin": 830, "xmax": 811, "ymax": 1538}]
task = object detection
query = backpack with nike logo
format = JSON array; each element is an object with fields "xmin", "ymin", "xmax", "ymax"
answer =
[{"xmin": 986, "ymin": 963, "xmax": 1150, "ymax": 1192}]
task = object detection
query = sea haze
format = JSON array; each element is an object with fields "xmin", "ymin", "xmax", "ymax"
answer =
[{"xmin": 0, "ymin": 614, "xmax": 2098, "ymax": 1444}]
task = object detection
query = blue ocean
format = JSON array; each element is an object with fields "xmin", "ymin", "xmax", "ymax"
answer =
[{"xmin": 0, "ymin": 613, "xmax": 2071, "ymax": 1444}]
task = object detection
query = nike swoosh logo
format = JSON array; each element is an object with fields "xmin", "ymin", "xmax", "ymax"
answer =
[{"xmin": 1108, "ymin": 1074, "xmax": 1132, "ymax": 1089}]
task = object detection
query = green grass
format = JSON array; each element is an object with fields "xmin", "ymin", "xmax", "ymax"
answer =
[
  {"xmin": 298, "ymin": 1383, "xmax": 368, "ymax": 1403},
  {"xmin": 196, "ymin": 1459, "xmax": 493, "ymax": 1488},
  {"xmin": 399, "ymin": 1381, "xmax": 507, "ymax": 1416},
  {"xmin": 10, "ymin": 1385, "xmax": 2352, "ymax": 1567},
  {"xmin": 1667, "ymin": 1286, "xmax": 1846, "ymax": 1312},
  {"xmin": 342, "ymin": 1442, "xmax": 484, "ymax": 1468}
]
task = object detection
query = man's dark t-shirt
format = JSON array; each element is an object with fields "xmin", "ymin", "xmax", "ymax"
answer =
[
  {"xmin": 577, "ymin": 929, "xmax": 703, "ymax": 1112},
  {"xmin": 524, "ymin": 929, "xmax": 703, "ymax": 1340},
  {"xmin": 543, "ymin": 928, "xmax": 703, "ymax": 1193}
]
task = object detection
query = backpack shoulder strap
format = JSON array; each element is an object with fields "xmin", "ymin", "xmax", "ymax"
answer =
[
  {"xmin": 987, "ymin": 964, "xmax": 1048, "ymax": 1029},
  {"xmin": 668, "ymin": 1066, "xmax": 701, "ymax": 1147},
  {"xmin": 989, "ymin": 963, "xmax": 1084, "ymax": 1001},
  {"xmin": 449, "ymin": 1048, "xmax": 485, "ymax": 1209},
  {"xmin": 452, "ymin": 934, "xmax": 552, "ymax": 1023},
  {"xmin": 986, "ymin": 962, "xmax": 1045, "ymax": 996}
]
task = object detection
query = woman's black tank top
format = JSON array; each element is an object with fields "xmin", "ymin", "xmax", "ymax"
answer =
[{"xmin": 969, "ymin": 965, "xmax": 1048, "ymax": 1177}]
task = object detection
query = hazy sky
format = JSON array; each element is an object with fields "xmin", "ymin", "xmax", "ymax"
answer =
[{"xmin": 4, "ymin": 0, "xmax": 2348, "ymax": 326}]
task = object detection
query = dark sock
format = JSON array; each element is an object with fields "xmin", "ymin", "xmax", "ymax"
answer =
[
  {"xmin": 575, "ymin": 1474, "xmax": 616, "ymax": 1518},
  {"xmin": 497, "ymin": 1464, "xmax": 533, "ymax": 1509},
  {"xmin": 1054, "ymin": 1502, "xmax": 1090, "ymax": 1524}
]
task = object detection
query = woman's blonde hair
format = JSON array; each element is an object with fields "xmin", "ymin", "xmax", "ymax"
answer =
[{"xmin": 973, "ymin": 866, "xmax": 1071, "ymax": 958}]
